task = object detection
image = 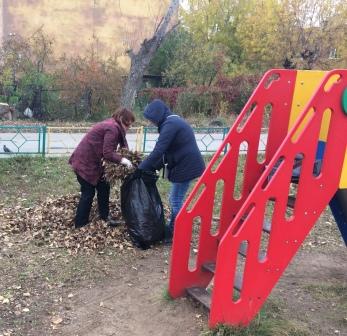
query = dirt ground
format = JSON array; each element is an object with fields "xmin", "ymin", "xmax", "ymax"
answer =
[
  {"xmin": 60, "ymin": 247, "xmax": 347, "ymax": 336},
  {"xmin": 59, "ymin": 246, "xmax": 206, "ymax": 336},
  {"xmin": 0, "ymin": 213, "xmax": 346, "ymax": 336}
]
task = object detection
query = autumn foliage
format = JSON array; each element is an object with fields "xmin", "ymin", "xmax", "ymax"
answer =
[
  {"xmin": 139, "ymin": 74, "xmax": 260, "ymax": 117},
  {"xmin": 55, "ymin": 54, "xmax": 125, "ymax": 120}
]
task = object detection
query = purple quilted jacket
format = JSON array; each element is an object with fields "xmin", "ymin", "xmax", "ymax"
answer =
[{"xmin": 69, "ymin": 118, "xmax": 128, "ymax": 186}]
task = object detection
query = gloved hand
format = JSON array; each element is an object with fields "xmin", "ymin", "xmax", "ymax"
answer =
[{"xmin": 120, "ymin": 157, "xmax": 133, "ymax": 168}]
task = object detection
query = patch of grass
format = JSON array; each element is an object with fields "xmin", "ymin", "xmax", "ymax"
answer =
[
  {"xmin": 42, "ymin": 253, "xmax": 111, "ymax": 284},
  {"xmin": 0, "ymin": 156, "xmax": 174, "ymax": 209},
  {"xmin": 155, "ymin": 155, "xmax": 213, "ymax": 217},
  {"xmin": 0, "ymin": 156, "xmax": 175, "ymax": 261},
  {"xmin": 156, "ymin": 177, "xmax": 171, "ymax": 201},
  {"xmin": 162, "ymin": 287, "xmax": 174, "ymax": 302},
  {"xmin": 202, "ymin": 300, "xmax": 310, "ymax": 336},
  {"xmin": 304, "ymin": 282, "xmax": 347, "ymax": 328},
  {"xmin": 0, "ymin": 156, "xmax": 77, "ymax": 207},
  {"xmin": 0, "ymin": 240, "xmax": 122, "ymax": 295},
  {"xmin": 304, "ymin": 283, "xmax": 347, "ymax": 300}
]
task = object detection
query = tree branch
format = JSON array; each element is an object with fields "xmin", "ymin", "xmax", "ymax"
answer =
[{"xmin": 120, "ymin": 0, "xmax": 180, "ymax": 109}]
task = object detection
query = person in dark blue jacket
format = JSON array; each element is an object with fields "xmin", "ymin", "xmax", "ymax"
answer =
[{"xmin": 139, "ymin": 99, "xmax": 205, "ymax": 243}]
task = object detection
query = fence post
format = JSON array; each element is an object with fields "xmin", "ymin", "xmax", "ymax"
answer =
[
  {"xmin": 41, "ymin": 125, "xmax": 47, "ymax": 157},
  {"xmin": 38, "ymin": 126, "xmax": 41, "ymax": 154},
  {"xmin": 143, "ymin": 127, "xmax": 147, "ymax": 153},
  {"xmin": 135, "ymin": 126, "xmax": 144, "ymax": 152},
  {"xmin": 223, "ymin": 127, "xmax": 229, "ymax": 154}
]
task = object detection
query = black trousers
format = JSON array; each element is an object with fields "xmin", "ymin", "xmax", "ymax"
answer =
[{"xmin": 75, "ymin": 174, "xmax": 110, "ymax": 228}]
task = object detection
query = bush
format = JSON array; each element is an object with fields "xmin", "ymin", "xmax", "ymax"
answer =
[
  {"xmin": 137, "ymin": 75, "xmax": 260, "ymax": 118},
  {"xmin": 0, "ymin": 31, "xmax": 125, "ymax": 121},
  {"xmin": 175, "ymin": 91, "xmax": 213, "ymax": 117},
  {"xmin": 138, "ymin": 87, "xmax": 185, "ymax": 110},
  {"xmin": 215, "ymin": 74, "xmax": 260, "ymax": 114},
  {"xmin": 55, "ymin": 55, "xmax": 125, "ymax": 121}
]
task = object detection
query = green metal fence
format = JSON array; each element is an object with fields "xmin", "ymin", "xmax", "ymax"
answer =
[
  {"xmin": 143, "ymin": 126, "xmax": 230, "ymax": 154},
  {"xmin": 0, "ymin": 125, "xmax": 47, "ymax": 156},
  {"xmin": 0, "ymin": 125, "xmax": 230, "ymax": 156}
]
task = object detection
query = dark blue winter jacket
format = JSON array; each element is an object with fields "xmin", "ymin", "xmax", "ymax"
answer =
[{"xmin": 139, "ymin": 99, "xmax": 205, "ymax": 183}]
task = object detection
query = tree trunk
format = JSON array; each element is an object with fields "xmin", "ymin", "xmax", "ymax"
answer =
[{"xmin": 121, "ymin": 0, "xmax": 179, "ymax": 109}]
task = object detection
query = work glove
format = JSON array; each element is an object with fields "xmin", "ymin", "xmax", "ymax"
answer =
[{"xmin": 120, "ymin": 157, "xmax": 133, "ymax": 168}]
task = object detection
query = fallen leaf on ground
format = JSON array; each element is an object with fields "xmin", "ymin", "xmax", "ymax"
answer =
[{"xmin": 51, "ymin": 316, "xmax": 63, "ymax": 325}]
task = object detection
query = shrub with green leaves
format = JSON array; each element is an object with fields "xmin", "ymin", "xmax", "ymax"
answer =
[{"xmin": 175, "ymin": 91, "xmax": 213, "ymax": 117}]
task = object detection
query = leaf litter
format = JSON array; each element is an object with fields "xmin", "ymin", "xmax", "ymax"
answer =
[{"xmin": 0, "ymin": 149, "xmax": 145, "ymax": 255}]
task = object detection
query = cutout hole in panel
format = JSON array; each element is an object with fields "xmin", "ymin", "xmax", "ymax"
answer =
[
  {"xmin": 232, "ymin": 203, "xmax": 255, "ymax": 236},
  {"xmin": 264, "ymin": 73, "xmax": 280, "ymax": 89},
  {"xmin": 237, "ymin": 103, "xmax": 257, "ymax": 132},
  {"xmin": 188, "ymin": 216, "xmax": 202, "ymax": 272},
  {"xmin": 258, "ymin": 104, "xmax": 273, "ymax": 163},
  {"xmin": 313, "ymin": 156, "xmax": 323, "ymax": 178},
  {"xmin": 232, "ymin": 240, "xmax": 248, "ymax": 301},
  {"xmin": 262, "ymin": 156, "xmax": 285, "ymax": 189},
  {"xmin": 186, "ymin": 184, "xmax": 206, "ymax": 212},
  {"xmin": 223, "ymin": 142, "xmax": 231, "ymax": 155},
  {"xmin": 324, "ymin": 74, "xmax": 341, "ymax": 92},
  {"xmin": 258, "ymin": 233, "xmax": 269, "ymax": 262},
  {"xmin": 257, "ymin": 153, "xmax": 265, "ymax": 164},
  {"xmin": 291, "ymin": 107, "xmax": 315, "ymax": 143},
  {"xmin": 233, "ymin": 142, "xmax": 248, "ymax": 200},
  {"xmin": 285, "ymin": 191, "xmax": 296, "ymax": 220},
  {"xmin": 210, "ymin": 180, "xmax": 224, "ymax": 236},
  {"xmin": 259, "ymin": 200, "xmax": 274, "ymax": 262},
  {"xmin": 285, "ymin": 154, "xmax": 303, "ymax": 220},
  {"xmin": 211, "ymin": 144, "xmax": 231, "ymax": 173}
]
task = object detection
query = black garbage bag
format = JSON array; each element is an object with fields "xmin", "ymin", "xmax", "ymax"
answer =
[{"xmin": 120, "ymin": 170, "xmax": 165, "ymax": 249}]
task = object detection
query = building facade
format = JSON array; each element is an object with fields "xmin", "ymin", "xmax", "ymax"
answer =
[{"xmin": 0, "ymin": 0, "xmax": 170, "ymax": 67}]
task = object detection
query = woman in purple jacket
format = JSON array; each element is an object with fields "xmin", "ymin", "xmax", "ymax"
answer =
[{"xmin": 69, "ymin": 107, "xmax": 135, "ymax": 228}]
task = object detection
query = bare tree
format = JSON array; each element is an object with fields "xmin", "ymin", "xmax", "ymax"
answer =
[{"xmin": 121, "ymin": 0, "xmax": 179, "ymax": 109}]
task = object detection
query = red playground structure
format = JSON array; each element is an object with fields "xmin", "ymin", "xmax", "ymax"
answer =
[{"xmin": 168, "ymin": 69, "xmax": 347, "ymax": 327}]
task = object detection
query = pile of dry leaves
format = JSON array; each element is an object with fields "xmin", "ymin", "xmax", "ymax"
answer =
[
  {"xmin": 0, "ymin": 149, "xmax": 147, "ymax": 254},
  {"xmin": 0, "ymin": 193, "xmax": 134, "ymax": 254},
  {"xmin": 103, "ymin": 148, "xmax": 143, "ymax": 184}
]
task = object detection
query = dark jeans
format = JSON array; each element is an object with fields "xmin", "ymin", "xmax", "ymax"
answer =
[
  {"xmin": 166, "ymin": 181, "xmax": 191, "ymax": 238},
  {"xmin": 75, "ymin": 174, "xmax": 110, "ymax": 228}
]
